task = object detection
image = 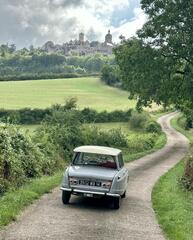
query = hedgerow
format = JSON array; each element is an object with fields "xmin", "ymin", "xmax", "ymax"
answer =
[{"xmin": 0, "ymin": 106, "xmax": 132, "ymax": 125}]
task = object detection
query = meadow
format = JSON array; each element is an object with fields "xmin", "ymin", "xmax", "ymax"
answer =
[{"xmin": 0, "ymin": 77, "xmax": 136, "ymax": 111}]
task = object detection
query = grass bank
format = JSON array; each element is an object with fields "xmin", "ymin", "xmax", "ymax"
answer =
[
  {"xmin": 0, "ymin": 171, "xmax": 63, "ymax": 229},
  {"xmin": 171, "ymin": 115, "xmax": 193, "ymax": 142},
  {"xmin": 152, "ymin": 114, "xmax": 193, "ymax": 240}
]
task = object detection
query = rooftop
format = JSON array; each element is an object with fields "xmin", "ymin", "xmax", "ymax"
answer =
[{"xmin": 73, "ymin": 145, "xmax": 121, "ymax": 156}]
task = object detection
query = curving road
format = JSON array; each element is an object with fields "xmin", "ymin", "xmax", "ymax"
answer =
[{"xmin": 0, "ymin": 112, "xmax": 189, "ymax": 240}]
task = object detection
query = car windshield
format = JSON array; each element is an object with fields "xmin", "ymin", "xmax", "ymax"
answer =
[{"xmin": 73, "ymin": 152, "xmax": 117, "ymax": 169}]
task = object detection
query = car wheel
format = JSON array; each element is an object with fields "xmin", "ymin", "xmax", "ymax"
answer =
[
  {"xmin": 112, "ymin": 197, "xmax": 120, "ymax": 210},
  {"xmin": 62, "ymin": 190, "xmax": 71, "ymax": 204},
  {"xmin": 121, "ymin": 191, "xmax": 126, "ymax": 198}
]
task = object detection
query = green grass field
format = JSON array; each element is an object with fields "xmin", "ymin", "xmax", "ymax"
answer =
[{"xmin": 0, "ymin": 77, "xmax": 136, "ymax": 111}]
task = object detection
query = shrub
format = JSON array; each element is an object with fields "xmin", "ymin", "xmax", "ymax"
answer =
[
  {"xmin": 81, "ymin": 126, "xmax": 128, "ymax": 148},
  {"xmin": 0, "ymin": 123, "xmax": 64, "ymax": 195},
  {"xmin": 41, "ymin": 108, "xmax": 128, "ymax": 161},
  {"xmin": 32, "ymin": 127, "xmax": 62, "ymax": 175},
  {"xmin": 181, "ymin": 152, "xmax": 193, "ymax": 191},
  {"xmin": 145, "ymin": 121, "xmax": 162, "ymax": 133},
  {"xmin": 0, "ymin": 125, "xmax": 43, "ymax": 193},
  {"xmin": 185, "ymin": 117, "xmax": 193, "ymax": 129},
  {"xmin": 101, "ymin": 64, "xmax": 121, "ymax": 87},
  {"xmin": 80, "ymin": 108, "xmax": 132, "ymax": 123},
  {"xmin": 41, "ymin": 109, "xmax": 84, "ymax": 160},
  {"xmin": 127, "ymin": 133, "xmax": 157, "ymax": 153},
  {"xmin": 80, "ymin": 108, "xmax": 98, "ymax": 123},
  {"xmin": 129, "ymin": 111, "xmax": 150, "ymax": 129}
]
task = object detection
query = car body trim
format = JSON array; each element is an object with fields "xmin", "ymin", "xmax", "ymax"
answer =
[
  {"xmin": 60, "ymin": 187, "xmax": 120, "ymax": 197},
  {"xmin": 72, "ymin": 189, "xmax": 105, "ymax": 195},
  {"xmin": 106, "ymin": 193, "xmax": 120, "ymax": 197},
  {"xmin": 60, "ymin": 187, "xmax": 72, "ymax": 192}
]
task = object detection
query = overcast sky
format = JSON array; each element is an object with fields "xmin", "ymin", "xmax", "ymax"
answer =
[{"xmin": 0, "ymin": 0, "xmax": 146, "ymax": 49}]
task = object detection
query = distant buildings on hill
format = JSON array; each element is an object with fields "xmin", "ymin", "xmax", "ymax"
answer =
[{"xmin": 42, "ymin": 30, "xmax": 115, "ymax": 56}]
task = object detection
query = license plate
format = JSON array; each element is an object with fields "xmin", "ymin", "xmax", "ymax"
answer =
[
  {"xmin": 79, "ymin": 180, "xmax": 89, "ymax": 185},
  {"xmin": 79, "ymin": 180, "xmax": 101, "ymax": 187},
  {"xmin": 84, "ymin": 193, "xmax": 93, "ymax": 197},
  {"xmin": 90, "ymin": 181, "xmax": 95, "ymax": 186}
]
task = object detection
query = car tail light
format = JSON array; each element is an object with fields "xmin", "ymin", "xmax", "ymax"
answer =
[
  {"xmin": 101, "ymin": 181, "xmax": 112, "ymax": 189},
  {"xmin": 69, "ymin": 177, "xmax": 78, "ymax": 185}
]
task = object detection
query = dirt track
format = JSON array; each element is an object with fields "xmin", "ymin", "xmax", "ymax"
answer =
[{"xmin": 0, "ymin": 112, "xmax": 189, "ymax": 240}]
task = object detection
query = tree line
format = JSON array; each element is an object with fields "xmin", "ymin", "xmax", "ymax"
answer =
[{"xmin": 0, "ymin": 44, "xmax": 115, "ymax": 80}]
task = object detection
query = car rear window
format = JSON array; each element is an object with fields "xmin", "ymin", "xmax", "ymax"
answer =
[{"xmin": 73, "ymin": 152, "xmax": 117, "ymax": 169}]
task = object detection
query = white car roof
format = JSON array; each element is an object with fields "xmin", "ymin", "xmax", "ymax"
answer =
[{"xmin": 74, "ymin": 145, "xmax": 121, "ymax": 156}]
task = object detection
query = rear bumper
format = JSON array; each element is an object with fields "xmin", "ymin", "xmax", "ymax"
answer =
[{"xmin": 60, "ymin": 187, "xmax": 120, "ymax": 197}]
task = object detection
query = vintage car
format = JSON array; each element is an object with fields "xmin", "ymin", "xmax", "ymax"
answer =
[{"xmin": 60, "ymin": 145, "xmax": 129, "ymax": 209}]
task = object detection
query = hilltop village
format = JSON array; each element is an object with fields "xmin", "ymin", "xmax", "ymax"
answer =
[{"xmin": 42, "ymin": 30, "xmax": 115, "ymax": 56}]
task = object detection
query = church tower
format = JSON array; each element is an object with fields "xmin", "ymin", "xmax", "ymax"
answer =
[
  {"xmin": 105, "ymin": 30, "xmax": 112, "ymax": 44},
  {"xmin": 79, "ymin": 32, "xmax": 84, "ymax": 45}
]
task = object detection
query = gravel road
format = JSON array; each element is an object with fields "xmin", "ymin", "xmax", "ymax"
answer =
[{"xmin": 0, "ymin": 112, "xmax": 189, "ymax": 240}]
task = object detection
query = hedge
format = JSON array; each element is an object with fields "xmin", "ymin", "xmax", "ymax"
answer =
[{"xmin": 0, "ymin": 107, "xmax": 132, "ymax": 125}]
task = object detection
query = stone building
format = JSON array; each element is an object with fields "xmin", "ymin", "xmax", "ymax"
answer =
[
  {"xmin": 42, "ymin": 30, "xmax": 115, "ymax": 56},
  {"xmin": 105, "ymin": 30, "xmax": 113, "ymax": 45},
  {"xmin": 79, "ymin": 32, "xmax": 84, "ymax": 45}
]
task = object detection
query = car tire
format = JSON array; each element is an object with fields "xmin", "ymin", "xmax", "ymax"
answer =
[
  {"xmin": 121, "ymin": 191, "xmax": 126, "ymax": 198},
  {"xmin": 62, "ymin": 190, "xmax": 71, "ymax": 204},
  {"xmin": 112, "ymin": 197, "xmax": 120, "ymax": 210}
]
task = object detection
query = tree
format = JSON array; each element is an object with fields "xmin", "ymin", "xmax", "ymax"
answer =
[
  {"xmin": 114, "ymin": 0, "xmax": 193, "ymax": 121},
  {"xmin": 0, "ymin": 44, "xmax": 9, "ymax": 57},
  {"xmin": 115, "ymin": 38, "xmax": 177, "ymax": 108},
  {"xmin": 101, "ymin": 64, "xmax": 121, "ymax": 88},
  {"xmin": 9, "ymin": 44, "xmax": 16, "ymax": 54},
  {"xmin": 138, "ymin": 0, "xmax": 193, "ymax": 65},
  {"xmin": 0, "ymin": 50, "xmax": 5, "ymax": 58}
]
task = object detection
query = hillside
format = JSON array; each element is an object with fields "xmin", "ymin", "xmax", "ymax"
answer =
[{"xmin": 0, "ymin": 77, "xmax": 135, "ymax": 111}]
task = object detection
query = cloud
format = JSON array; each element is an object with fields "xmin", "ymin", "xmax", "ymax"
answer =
[
  {"xmin": 112, "ymin": 7, "xmax": 147, "ymax": 41},
  {"xmin": 50, "ymin": 0, "xmax": 84, "ymax": 8},
  {"xmin": 0, "ymin": 0, "xmax": 146, "ymax": 48}
]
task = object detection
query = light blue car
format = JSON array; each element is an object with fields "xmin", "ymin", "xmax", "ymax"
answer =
[{"xmin": 61, "ymin": 146, "xmax": 129, "ymax": 209}]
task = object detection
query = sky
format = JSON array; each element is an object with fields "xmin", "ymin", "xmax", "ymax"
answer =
[{"xmin": 0, "ymin": 0, "xmax": 146, "ymax": 49}]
